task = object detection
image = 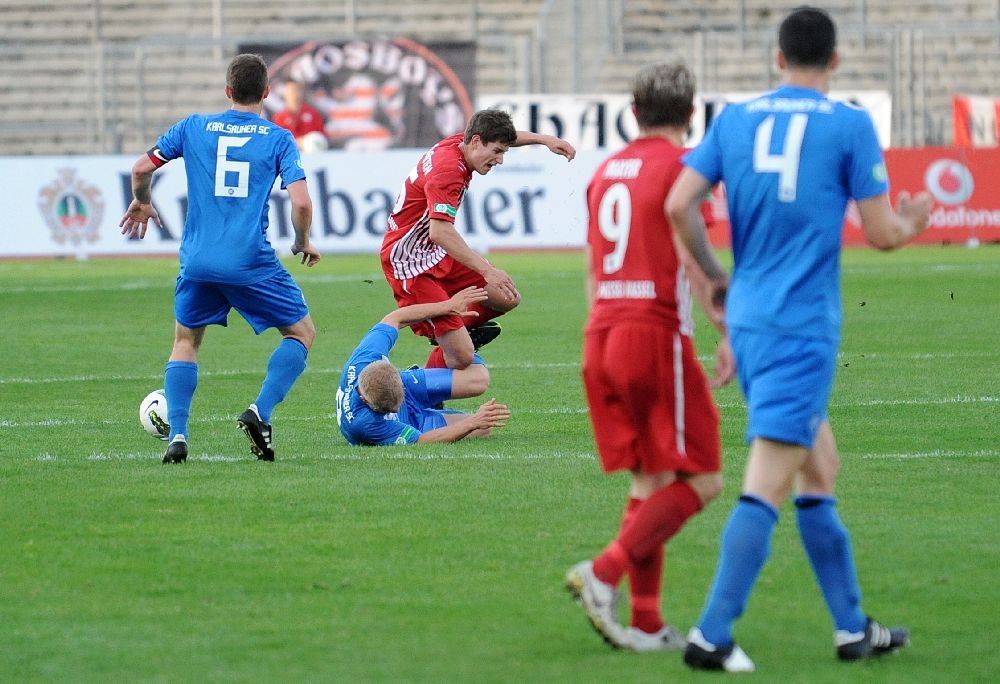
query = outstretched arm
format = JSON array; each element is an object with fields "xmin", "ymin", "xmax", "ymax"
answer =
[
  {"xmin": 514, "ymin": 131, "xmax": 576, "ymax": 161},
  {"xmin": 416, "ymin": 398, "xmax": 511, "ymax": 443},
  {"xmin": 380, "ymin": 286, "xmax": 489, "ymax": 330}
]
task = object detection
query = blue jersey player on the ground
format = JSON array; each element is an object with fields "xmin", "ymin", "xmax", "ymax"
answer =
[
  {"xmin": 337, "ymin": 286, "xmax": 511, "ymax": 446},
  {"xmin": 120, "ymin": 53, "xmax": 322, "ymax": 464},
  {"xmin": 666, "ymin": 6, "xmax": 932, "ymax": 673}
]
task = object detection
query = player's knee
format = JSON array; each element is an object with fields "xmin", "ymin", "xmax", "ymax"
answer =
[
  {"xmin": 689, "ymin": 472, "xmax": 724, "ymax": 505},
  {"xmin": 465, "ymin": 364, "xmax": 490, "ymax": 396},
  {"xmin": 284, "ymin": 317, "xmax": 316, "ymax": 350},
  {"xmin": 487, "ymin": 292, "xmax": 521, "ymax": 313},
  {"xmin": 446, "ymin": 348, "xmax": 476, "ymax": 370}
]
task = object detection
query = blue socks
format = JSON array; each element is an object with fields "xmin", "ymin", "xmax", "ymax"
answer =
[
  {"xmin": 795, "ymin": 495, "xmax": 867, "ymax": 633},
  {"xmin": 696, "ymin": 493, "xmax": 869, "ymax": 647},
  {"xmin": 698, "ymin": 495, "xmax": 779, "ymax": 646},
  {"xmin": 164, "ymin": 360, "xmax": 198, "ymax": 441},
  {"xmin": 253, "ymin": 337, "xmax": 308, "ymax": 422},
  {"xmin": 162, "ymin": 339, "xmax": 306, "ymax": 442}
]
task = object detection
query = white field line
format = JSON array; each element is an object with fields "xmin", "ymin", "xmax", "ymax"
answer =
[
  {"xmin": 842, "ymin": 261, "xmax": 1000, "ymax": 274},
  {"xmin": 4, "ymin": 391, "xmax": 998, "ymax": 432},
  {"xmin": 36, "ymin": 448, "xmax": 998, "ymax": 464},
  {"xmin": 861, "ymin": 449, "xmax": 1000, "ymax": 460},
  {"xmin": 1, "ymin": 352, "xmax": 995, "ymax": 386},
  {"xmin": 1, "ymin": 273, "xmax": 373, "ymax": 295}
]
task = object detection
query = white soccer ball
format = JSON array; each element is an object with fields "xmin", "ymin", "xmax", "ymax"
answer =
[
  {"xmin": 139, "ymin": 389, "xmax": 170, "ymax": 441},
  {"xmin": 299, "ymin": 131, "xmax": 329, "ymax": 153}
]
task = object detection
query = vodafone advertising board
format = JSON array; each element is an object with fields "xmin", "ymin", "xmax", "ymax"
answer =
[
  {"xmin": 882, "ymin": 147, "xmax": 1000, "ymax": 245},
  {"xmin": 708, "ymin": 147, "xmax": 1000, "ymax": 247}
]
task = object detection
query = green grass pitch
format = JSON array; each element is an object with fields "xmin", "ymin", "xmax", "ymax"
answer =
[{"xmin": 1, "ymin": 247, "xmax": 997, "ymax": 682}]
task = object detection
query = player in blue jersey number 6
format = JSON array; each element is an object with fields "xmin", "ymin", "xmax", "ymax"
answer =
[{"xmin": 120, "ymin": 53, "xmax": 321, "ymax": 464}]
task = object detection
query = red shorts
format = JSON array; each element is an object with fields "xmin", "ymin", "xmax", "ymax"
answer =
[
  {"xmin": 383, "ymin": 255, "xmax": 486, "ymax": 339},
  {"xmin": 582, "ymin": 322, "xmax": 721, "ymax": 475}
]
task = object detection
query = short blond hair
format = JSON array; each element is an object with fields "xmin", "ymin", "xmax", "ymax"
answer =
[{"xmin": 358, "ymin": 360, "xmax": 405, "ymax": 413}]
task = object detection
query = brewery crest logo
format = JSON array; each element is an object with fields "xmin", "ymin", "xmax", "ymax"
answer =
[{"xmin": 37, "ymin": 168, "xmax": 105, "ymax": 245}]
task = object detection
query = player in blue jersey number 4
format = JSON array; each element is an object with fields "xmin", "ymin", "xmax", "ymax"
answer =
[
  {"xmin": 666, "ymin": 6, "xmax": 932, "ymax": 673},
  {"xmin": 121, "ymin": 53, "xmax": 321, "ymax": 464}
]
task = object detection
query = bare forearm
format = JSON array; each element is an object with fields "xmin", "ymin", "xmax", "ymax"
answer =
[
  {"xmin": 133, "ymin": 174, "xmax": 153, "ymax": 204},
  {"xmin": 383, "ymin": 300, "xmax": 462, "ymax": 329},
  {"xmin": 416, "ymin": 421, "xmax": 478, "ymax": 444},
  {"xmin": 291, "ymin": 203, "xmax": 312, "ymax": 245},
  {"xmin": 676, "ymin": 208, "xmax": 727, "ymax": 284},
  {"xmin": 513, "ymin": 131, "xmax": 576, "ymax": 159},
  {"xmin": 858, "ymin": 191, "xmax": 932, "ymax": 251},
  {"xmin": 429, "ymin": 220, "xmax": 490, "ymax": 274},
  {"xmin": 866, "ymin": 213, "xmax": 919, "ymax": 251},
  {"xmin": 678, "ymin": 241, "xmax": 727, "ymax": 335},
  {"xmin": 513, "ymin": 130, "xmax": 549, "ymax": 147},
  {"xmin": 129, "ymin": 155, "xmax": 159, "ymax": 204}
]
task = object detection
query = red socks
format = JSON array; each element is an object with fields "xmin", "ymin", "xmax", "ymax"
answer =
[{"xmin": 591, "ymin": 481, "xmax": 704, "ymax": 632}]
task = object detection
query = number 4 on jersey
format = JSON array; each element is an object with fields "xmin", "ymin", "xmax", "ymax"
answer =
[{"xmin": 753, "ymin": 113, "xmax": 807, "ymax": 202}]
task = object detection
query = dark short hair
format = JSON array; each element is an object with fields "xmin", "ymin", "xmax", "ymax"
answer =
[
  {"xmin": 463, "ymin": 109, "xmax": 517, "ymax": 146},
  {"xmin": 779, "ymin": 6, "xmax": 837, "ymax": 68},
  {"xmin": 632, "ymin": 62, "xmax": 695, "ymax": 128},
  {"xmin": 227, "ymin": 53, "xmax": 269, "ymax": 105}
]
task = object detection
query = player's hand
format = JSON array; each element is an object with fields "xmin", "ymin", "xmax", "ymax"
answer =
[
  {"xmin": 483, "ymin": 266, "xmax": 520, "ymax": 303},
  {"xmin": 447, "ymin": 286, "xmax": 489, "ymax": 318},
  {"xmin": 897, "ymin": 190, "xmax": 933, "ymax": 239},
  {"xmin": 706, "ymin": 281, "xmax": 728, "ymax": 329},
  {"xmin": 474, "ymin": 398, "xmax": 511, "ymax": 428},
  {"xmin": 119, "ymin": 199, "xmax": 161, "ymax": 239},
  {"xmin": 546, "ymin": 137, "xmax": 576, "ymax": 161},
  {"xmin": 292, "ymin": 242, "xmax": 321, "ymax": 267},
  {"xmin": 710, "ymin": 336, "xmax": 736, "ymax": 389}
]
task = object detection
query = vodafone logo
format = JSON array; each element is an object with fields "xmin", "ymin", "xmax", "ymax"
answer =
[{"xmin": 924, "ymin": 159, "xmax": 974, "ymax": 205}]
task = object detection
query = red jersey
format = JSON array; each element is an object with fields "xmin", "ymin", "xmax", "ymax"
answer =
[
  {"xmin": 272, "ymin": 103, "xmax": 325, "ymax": 140},
  {"xmin": 381, "ymin": 134, "xmax": 472, "ymax": 281},
  {"xmin": 585, "ymin": 137, "xmax": 699, "ymax": 335}
]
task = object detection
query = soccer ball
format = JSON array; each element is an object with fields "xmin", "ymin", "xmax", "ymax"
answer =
[
  {"xmin": 139, "ymin": 389, "xmax": 170, "ymax": 441},
  {"xmin": 299, "ymin": 131, "xmax": 329, "ymax": 153}
]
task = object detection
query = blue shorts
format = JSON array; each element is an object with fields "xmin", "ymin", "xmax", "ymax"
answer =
[
  {"xmin": 731, "ymin": 329, "xmax": 836, "ymax": 448},
  {"xmin": 174, "ymin": 269, "xmax": 309, "ymax": 334},
  {"xmin": 399, "ymin": 367, "xmax": 455, "ymax": 432}
]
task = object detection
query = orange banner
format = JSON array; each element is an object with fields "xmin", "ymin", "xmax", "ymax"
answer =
[{"xmin": 707, "ymin": 147, "xmax": 1000, "ymax": 247}]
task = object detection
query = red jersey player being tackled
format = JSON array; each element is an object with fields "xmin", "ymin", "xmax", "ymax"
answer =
[{"xmin": 380, "ymin": 109, "xmax": 575, "ymax": 370}]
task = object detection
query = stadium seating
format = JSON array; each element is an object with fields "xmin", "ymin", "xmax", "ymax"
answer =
[{"xmin": 0, "ymin": 0, "xmax": 997, "ymax": 155}]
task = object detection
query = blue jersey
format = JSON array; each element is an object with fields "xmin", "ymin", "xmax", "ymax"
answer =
[
  {"xmin": 336, "ymin": 323, "xmax": 423, "ymax": 446},
  {"xmin": 683, "ymin": 86, "xmax": 888, "ymax": 341},
  {"xmin": 156, "ymin": 109, "xmax": 305, "ymax": 284}
]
